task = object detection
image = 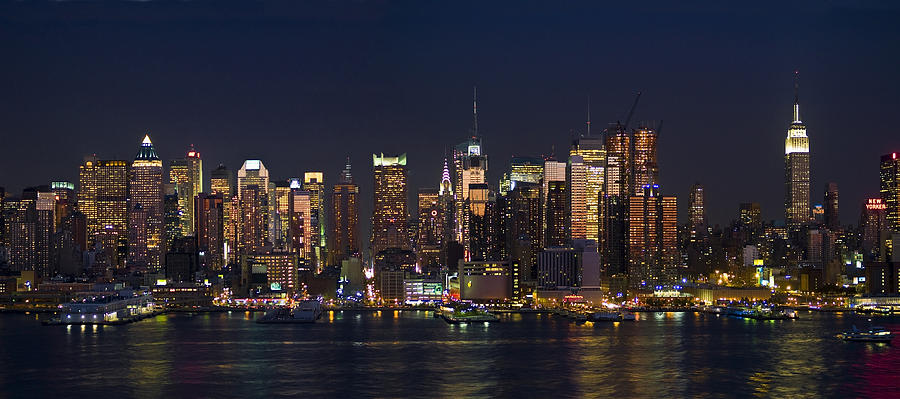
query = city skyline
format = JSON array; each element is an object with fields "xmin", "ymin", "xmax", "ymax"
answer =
[{"xmin": 2, "ymin": 2, "xmax": 900, "ymax": 230}]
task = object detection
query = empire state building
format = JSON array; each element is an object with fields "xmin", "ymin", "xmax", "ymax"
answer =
[{"xmin": 785, "ymin": 72, "xmax": 810, "ymax": 227}]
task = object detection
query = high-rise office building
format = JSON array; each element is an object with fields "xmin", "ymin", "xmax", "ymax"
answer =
[
  {"xmin": 689, "ymin": 183, "xmax": 706, "ymax": 227},
  {"xmin": 304, "ymin": 172, "xmax": 326, "ymax": 268},
  {"xmin": 273, "ymin": 181, "xmax": 292, "ymax": 249},
  {"xmin": 824, "ymin": 182, "xmax": 839, "ymax": 230},
  {"xmin": 602, "ymin": 123, "xmax": 631, "ymax": 277},
  {"xmin": 632, "ymin": 125, "xmax": 659, "ymax": 196},
  {"xmin": 50, "ymin": 181, "xmax": 76, "ymax": 228},
  {"xmin": 570, "ymin": 135, "xmax": 605, "ymax": 242},
  {"xmin": 195, "ymin": 193, "xmax": 224, "ymax": 270},
  {"xmin": 289, "ymin": 184, "xmax": 313, "ymax": 259},
  {"xmin": 163, "ymin": 184, "xmax": 182, "ymax": 248},
  {"xmin": 128, "ymin": 135, "xmax": 165, "ymax": 271},
  {"xmin": 500, "ymin": 157, "xmax": 543, "ymax": 196},
  {"xmin": 785, "ymin": 72, "xmax": 811, "ymax": 227},
  {"xmin": 568, "ymin": 155, "xmax": 587, "ymax": 240},
  {"xmin": 237, "ymin": 160, "xmax": 271, "ymax": 246},
  {"xmin": 331, "ymin": 159, "xmax": 360, "ymax": 264},
  {"xmin": 417, "ymin": 187, "xmax": 444, "ymax": 268},
  {"xmin": 372, "ymin": 153, "xmax": 408, "ymax": 256},
  {"xmin": 880, "ymin": 152, "xmax": 900, "ymax": 232},
  {"xmin": 210, "ymin": 164, "xmax": 233, "ymax": 199},
  {"xmin": 238, "ymin": 184, "xmax": 268, "ymax": 254},
  {"xmin": 506, "ymin": 182, "xmax": 542, "ymax": 281},
  {"xmin": 78, "ymin": 156, "xmax": 129, "ymax": 256},
  {"xmin": 628, "ymin": 184, "xmax": 678, "ymax": 287},
  {"xmin": 545, "ymin": 180, "xmax": 568, "ymax": 247},
  {"xmin": 861, "ymin": 198, "xmax": 888, "ymax": 260},
  {"xmin": 210, "ymin": 164, "xmax": 234, "ymax": 261},
  {"xmin": 453, "ymin": 88, "xmax": 488, "ymax": 247},
  {"xmin": 542, "ymin": 159, "xmax": 566, "ymax": 203},
  {"xmin": 169, "ymin": 145, "xmax": 202, "ymax": 236}
]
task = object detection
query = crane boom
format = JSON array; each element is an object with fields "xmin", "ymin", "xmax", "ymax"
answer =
[{"xmin": 622, "ymin": 91, "xmax": 642, "ymax": 131}]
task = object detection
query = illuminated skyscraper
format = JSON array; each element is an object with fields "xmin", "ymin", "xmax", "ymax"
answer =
[
  {"xmin": 237, "ymin": 160, "xmax": 271, "ymax": 246},
  {"xmin": 304, "ymin": 172, "xmax": 326, "ymax": 267},
  {"xmin": 163, "ymin": 184, "xmax": 182, "ymax": 248},
  {"xmin": 824, "ymin": 182, "xmax": 839, "ymax": 230},
  {"xmin": 632, "ymin": 126, "xmax": 659, "ymax": 196},
  {"xmin": 195, "ymin": 193, "xmax": 224, "ymax": 270},
  {"xmin": 78, "ymin": 156, "xmax": 128, "ymax": 257},
  {"xmin": 542, "ymin": 159, "xmax": 566, "ymax": 203},
  {"xmin": 880, "ymin": 152, "xmax": 900, "ymax": 231},
  {"xmin": 689, "ymin": 182, "xmax": 706, "ymax": 227},
  {"xmin": 568, "ymin": 155, "xmax": 587, "ymax": 240},
  {"xmin": 238, "ymin": 184, "xmax": 268, "ymax": 254},
  {"xmin": 545, "ymin": 180, "xmax": 568, "ymax": 247},
  {"xmin": 273, "ymin": 180, "xmax": 292, "ymax": 249},
  {"xmin": 210, "ymin": 164, "xmax": 233, "ymax": 199},
  {"xmin": 331, "ymin": 159, "xmax": 360, "ymax": 264},
  {"xmin": 453, "ymin": 87, "xmax": 488, "ymax": 247},
  {"xmin": 128, "ymin": 135, "xmax": 165, "ymax": 271},
  {"xmin": 628, "ymin": 184, "xmax": 678, "ymax": 287},
  {"xmin": 500, "ymin": 157, "xmax": 543, "ymax": 196},
  {"xmin": 169, "ymin": 145, "xmax": 202, "ymax": 236},
  {"xmin": 785, "ymin": 72, "xmax": 811, "ymax": 227},
  {"xmin": 602, "ymin": 123, "xmax": 631, "ymax": 277},
  {"xmin": 417, "ymin": 187, "xmax": 444, "ymax": 268},
  {"xmin": 506, "ymin": 182, "xmax": 542, "ymax": 280},
  {"xmin": 570, "ymin": 135, "xmax": 605, "ymax": 242},
  {"xmin": 210, "ymin": 164, "xmax": 234, "ymax": 260},
  {"xmin": 861, "ymin": 198, "xmax": 887, "ymax": 260},
  {"xmin": 372, "ymin": 153, "xmax": 409, "ymax": 256},
  {"xmin": 289, "ymin": 183, "xmax": 313, "ymax": 259},
  {"xmin": 51, "ymin": 181, "xmax": 76, "ymax": 228}
]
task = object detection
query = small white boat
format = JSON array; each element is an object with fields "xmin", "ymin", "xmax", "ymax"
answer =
[{"xmin": 837, "ymin": 325, "xmax": 894, "ymax": 343}]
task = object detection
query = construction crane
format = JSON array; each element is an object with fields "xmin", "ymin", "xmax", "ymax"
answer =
[{"xmin": 621, "ymin": 91, "xmax": 642, "ymax": 131}]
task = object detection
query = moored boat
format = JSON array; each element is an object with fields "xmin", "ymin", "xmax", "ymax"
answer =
[
  {"xmin": 836, "ymin": 325, "xmax": 894, "ymax": 343},
  {"xmin": 256, "ymin": 300, "xmax": 323, "ymax": 324},
  {"xmin": 592, "ymin": 311, "xmax": 622, "ymax": 322}
]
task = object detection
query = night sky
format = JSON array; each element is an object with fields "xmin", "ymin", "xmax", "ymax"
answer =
[{"xmin": 2, "ymin": 1, "xmax": 900, "ymax": 237}]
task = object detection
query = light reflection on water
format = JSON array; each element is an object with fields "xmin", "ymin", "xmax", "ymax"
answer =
[{"xmin": 0, "ymin": 311, "xmax": 897, "ymax": 397}]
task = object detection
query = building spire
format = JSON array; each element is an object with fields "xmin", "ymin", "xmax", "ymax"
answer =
[
  {"xmin": 793, "ymin": 70, "xmax": 801, "ymax": 123},
  {"xmin": 586, "ymin": 94, "xmax": 592, "ymax": 136},
  {"xmin": 472, "ymin": 85, "xmax": 479, "ymax": 139}
]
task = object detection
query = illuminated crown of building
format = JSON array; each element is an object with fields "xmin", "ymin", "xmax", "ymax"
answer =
[
  {"xmin": 785, "ymin": 72, "xmax": 809, "ymax": 155},
  {"xmin": 135, "ymin": 134, "xmax": 160, "ymax": 161},
  {"xmin": 439, "ymin": 159, "xmax": 453, "ymax": 196}
]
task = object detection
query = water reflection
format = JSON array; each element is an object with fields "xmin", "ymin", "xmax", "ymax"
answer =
[{"xmin": 0, "ymin": 311, "xmax": 896, "ymax": 397}]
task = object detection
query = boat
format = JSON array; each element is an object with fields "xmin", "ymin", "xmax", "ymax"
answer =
[
  {"xmin": 592, "ymin": 311, "xmax": 622, "ymax": 322},
  {"xmin": 440, "ymin": 307, "xmax": 499, "ymax": 324},
  {"xmin": 621, "ymin": 311, "xmax": 636, "ymax": 321},
  {"xmin": 836, "ymin": 325, "xmax": 894, "ymax": 343},
  {"xmin": 573, "ymin": 312, "xmax": 589, "ymax": 323},
  {"xmin": 256, "ymin": 300, "xmax": 323, "ymax": 324}
]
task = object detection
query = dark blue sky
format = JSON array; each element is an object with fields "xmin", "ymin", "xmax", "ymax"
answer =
[{"xmin": 2, "ymin": 1, "xmax": 900, "ymax": 232}]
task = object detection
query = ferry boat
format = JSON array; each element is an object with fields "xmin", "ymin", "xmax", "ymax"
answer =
[
  {"xmin": 256, "ymin": 300, "xmax": 323, "ymax": 324},
  {"xmin": 836, "ymin": 325, "xmax": 894, "ymax": 343}
]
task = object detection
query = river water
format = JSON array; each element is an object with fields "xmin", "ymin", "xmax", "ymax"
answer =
[{"xmin": 0, "ymin": 310, "xmax": 897, "ymax": 398}]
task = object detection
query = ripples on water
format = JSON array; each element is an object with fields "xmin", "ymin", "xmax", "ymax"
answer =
[{"xmin": 0, "ymin": 311, "xmax": 897, "ymax": 398}]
